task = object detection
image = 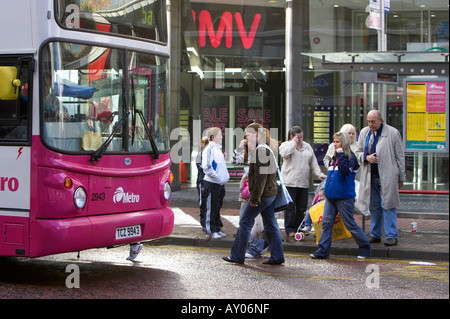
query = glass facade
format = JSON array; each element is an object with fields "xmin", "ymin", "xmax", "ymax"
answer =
[
  {"xmin": 177, "ymin": 0, "xmax": 286, "ymax": 181},
  {"xmin": 172, "ymin": 0, "xmax": 449, "ymax": 191}
]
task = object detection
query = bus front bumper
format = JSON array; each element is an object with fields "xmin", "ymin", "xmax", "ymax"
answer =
[{"xmin": 29, "ymin": 207, "xmax": 173, "ymax": 258}]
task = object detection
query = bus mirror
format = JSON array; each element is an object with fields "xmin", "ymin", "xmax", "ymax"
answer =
[{"xmin": 0, "ymin": 66, "xmax": 21, "ymax": 100}]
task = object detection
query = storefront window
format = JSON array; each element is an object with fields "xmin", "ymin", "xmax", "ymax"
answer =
[
  {"xmin": 304, "ymin": 0, "xmax": 449, "ymax": 190},
  {"xmin": 179, "ymin": 1, "xmax": 285, "ymax": 181},
  {"xmin": 172, "ymin": 0, "xmax": 448, "ymax": 190}
]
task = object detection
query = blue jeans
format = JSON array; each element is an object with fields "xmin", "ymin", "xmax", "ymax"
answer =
[
  {"xmin": 370, "ymin": 177, "xmax": 398, "ymax": 239},
  {"xmin": 230, "ymin": 195, "xmax": 284, "ymax": 264},
  {"xmin": 247, "ymin": 237, "xmax": 269, "ymax": 258},
  {"xmin": 303, "ymin": 210, "xmax": 312, "ymax": 226},
  {"xmin": 314, "ymin": 198, "xmax": 371, "ymax": 258}
]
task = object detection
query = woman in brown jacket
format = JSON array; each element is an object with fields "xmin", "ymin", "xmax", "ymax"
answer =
[{"xmin": 223, "ymin": 123, "xmax": 285, "ymax": 265}]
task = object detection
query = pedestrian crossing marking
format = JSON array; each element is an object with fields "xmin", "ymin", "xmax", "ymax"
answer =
[
  {"xmin": 173, "ymin": 208, "xmax": 286, "ymax": 231},
  {"xmin": 221, "ymin": 215, "xmax": 239, "ymax": 228},
  {"xmin": 172, "ymin": 207, "xmax": 202, "ymax": 228}
]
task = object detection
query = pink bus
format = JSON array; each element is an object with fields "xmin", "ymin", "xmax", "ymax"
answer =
[{"xmin": 0, "ymin": 0, "xmax": 173, "ymax": 258}]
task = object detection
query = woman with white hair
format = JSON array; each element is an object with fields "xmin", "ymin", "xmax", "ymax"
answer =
[{"xmin": 323, "ymin": 123, "xmax": 357, "ymax": 169}]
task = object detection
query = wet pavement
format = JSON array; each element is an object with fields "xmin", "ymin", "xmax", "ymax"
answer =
[
  {"xmin": 2, "ymin": 245, "xmax": 448, "ymax": 299},
  {"xmin": 166, "ymin": 182, "xmax": 449, "ymax": 262}
]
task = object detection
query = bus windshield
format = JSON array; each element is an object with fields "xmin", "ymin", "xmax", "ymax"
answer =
[
  {"xmin": 56, "ymin": 0, "xmax": 167, "ymax": 44},
  {"xmin": 41, "ymin": 41, "xmax": 169, "ymax": 155}
]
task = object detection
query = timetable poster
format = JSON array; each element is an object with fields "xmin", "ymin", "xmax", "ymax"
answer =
[{"xmin": 404, "ymin": 80, "xmax": 448, "ymax": 152}]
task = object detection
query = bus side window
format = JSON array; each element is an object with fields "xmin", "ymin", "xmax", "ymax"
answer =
[
  {"xmin": 0, "ymin": 65, "xmax": 30, "ymax": 143},
  {"xmin": 0, "ymin": 66, "xmax": 20, "ymax": 100}
]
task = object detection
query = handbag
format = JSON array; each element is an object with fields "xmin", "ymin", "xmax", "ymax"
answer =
[
  {"xmin": 241, "ymin": 178, "xmax": 250, "ymax": 200},
  {"xmin": 256, "ymin": 145, "xmax": 293, "ymax": 212},
  {"xmin": 273, "ymin": 179, "xmax": 293, "ymax": 212},
  {"xmin": 308, "ymin": 200, "xmax": 352, "ymax": 244}
]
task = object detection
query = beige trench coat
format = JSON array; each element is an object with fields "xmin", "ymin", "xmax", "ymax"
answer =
[{"xmin": 355, "ymin": 123, "xmax": 406, "ymax": 210}]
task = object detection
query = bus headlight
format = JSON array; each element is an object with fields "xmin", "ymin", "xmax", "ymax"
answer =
[
  {"xmin": 164, "ymin": 182, "xmax": 171, "ymax": 201},
  {"xmin": 74, "ymin": 187, "xmax": 87, "ymax": 209}
]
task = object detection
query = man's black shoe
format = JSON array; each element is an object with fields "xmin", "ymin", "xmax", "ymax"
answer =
[
  {"xmin": 262, "ymin": 260, "xmax": 284, "ymax": 265},
  {"xmin": 369, "ymin": 237, "xmax": 381, "ymax": 243},
  {"xmin": 222, "ymin": 256, "xmax": 243, "ymax": 264},
  {"xmin": 310, "ymin": 254, "xmax": 329, "ymax": 260},
  {"xmin": 384, "ymin": 238, "xmax": 398, "ymax": 246}
]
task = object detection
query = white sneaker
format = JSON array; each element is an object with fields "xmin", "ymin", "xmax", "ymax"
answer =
[
  {"xmin": 211, "ymin": 232, "xmax": 222, "ymax": 239},
  {"xmin": 218, "ymin": 231, "xmax": 226, "ymax": 238},
  {"xmin": 126, "ymin": 243, "xmax": 143, "ymax": 261},
  {"xmin": 245, "ymin": 253, "xmax": 256, "ymax": 258},
  {"xmin": 357, "ymin": 255, "xmax": 368, "ymax": 260}
]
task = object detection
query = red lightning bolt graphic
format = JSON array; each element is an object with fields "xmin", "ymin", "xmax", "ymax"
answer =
[{"xmin": 17, "ymin": 147, "xmax": 23, "ymax": 160}]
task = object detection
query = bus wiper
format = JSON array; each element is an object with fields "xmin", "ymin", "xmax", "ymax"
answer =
[
  {"xmin": 89, "ymin": 111, "xmax": 130, "ymax": 163},
  {"xmin": 130, "ymin": 76, "xmax": 159, "ymax": 159},
  {"xmin": 130, "ymin": 77, "xmax": 137, "ymax": 147},
  {"xmin": 136, "ymin": 109, "xmax": 160, "ymax": 159}
]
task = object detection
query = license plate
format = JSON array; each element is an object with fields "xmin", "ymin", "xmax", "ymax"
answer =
[{"xmin": 116, "ymin": 225, "xmax": 141, "ymax": 240}]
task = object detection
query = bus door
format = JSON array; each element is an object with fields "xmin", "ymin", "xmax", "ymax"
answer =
[{"xmin": 0, "ymin": 55, "xmax": 33, "ymax": 256}]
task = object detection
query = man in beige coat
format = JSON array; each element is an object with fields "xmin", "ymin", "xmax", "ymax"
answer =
[{"xmin": 355, "ymin": 110, "xmax": 406, "ymax": 246}]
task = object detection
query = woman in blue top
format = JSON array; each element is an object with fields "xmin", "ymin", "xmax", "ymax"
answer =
[{"xmin": 311, "ymin": 132, "xmax": 371, "ymax": 259}]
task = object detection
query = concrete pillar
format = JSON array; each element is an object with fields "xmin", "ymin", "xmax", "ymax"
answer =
[
  {"xmin": 285, "ymin": 0, "xmax": 308, "ymax": 135},
  {"xmin": 168, "ymin": 0, "xmax": 182, "ymax": 189}
]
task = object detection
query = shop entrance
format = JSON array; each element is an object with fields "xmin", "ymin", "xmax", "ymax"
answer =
[{"xmin": 201, "ymin": 92, "xmax": 282, "ymax": 180}]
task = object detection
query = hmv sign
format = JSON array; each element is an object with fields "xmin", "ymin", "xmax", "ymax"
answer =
[
  {"xmin": 190, "ymin": 4, "xmax": 285, "ymax": 54},
  {"xmin": 193, "ymin": 10, "xmax": 261, "ymax": 49}
]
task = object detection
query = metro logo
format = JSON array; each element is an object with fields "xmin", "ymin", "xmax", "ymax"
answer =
[
  {"xmin": 113, "ymin": 187, "xmax": 140, "ymax": 204},
  {"xmin": 0, "ymin": 176, "xmax": 19, "ymax": 192},
  {"xmin": 194, "ymin": 10, "xmax": 261, "ymax": 49}
]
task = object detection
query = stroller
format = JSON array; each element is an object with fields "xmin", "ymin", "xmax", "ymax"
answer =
[{"xmin": 294, "ymin": 181, "xmax": 326, "ymax": 241}]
